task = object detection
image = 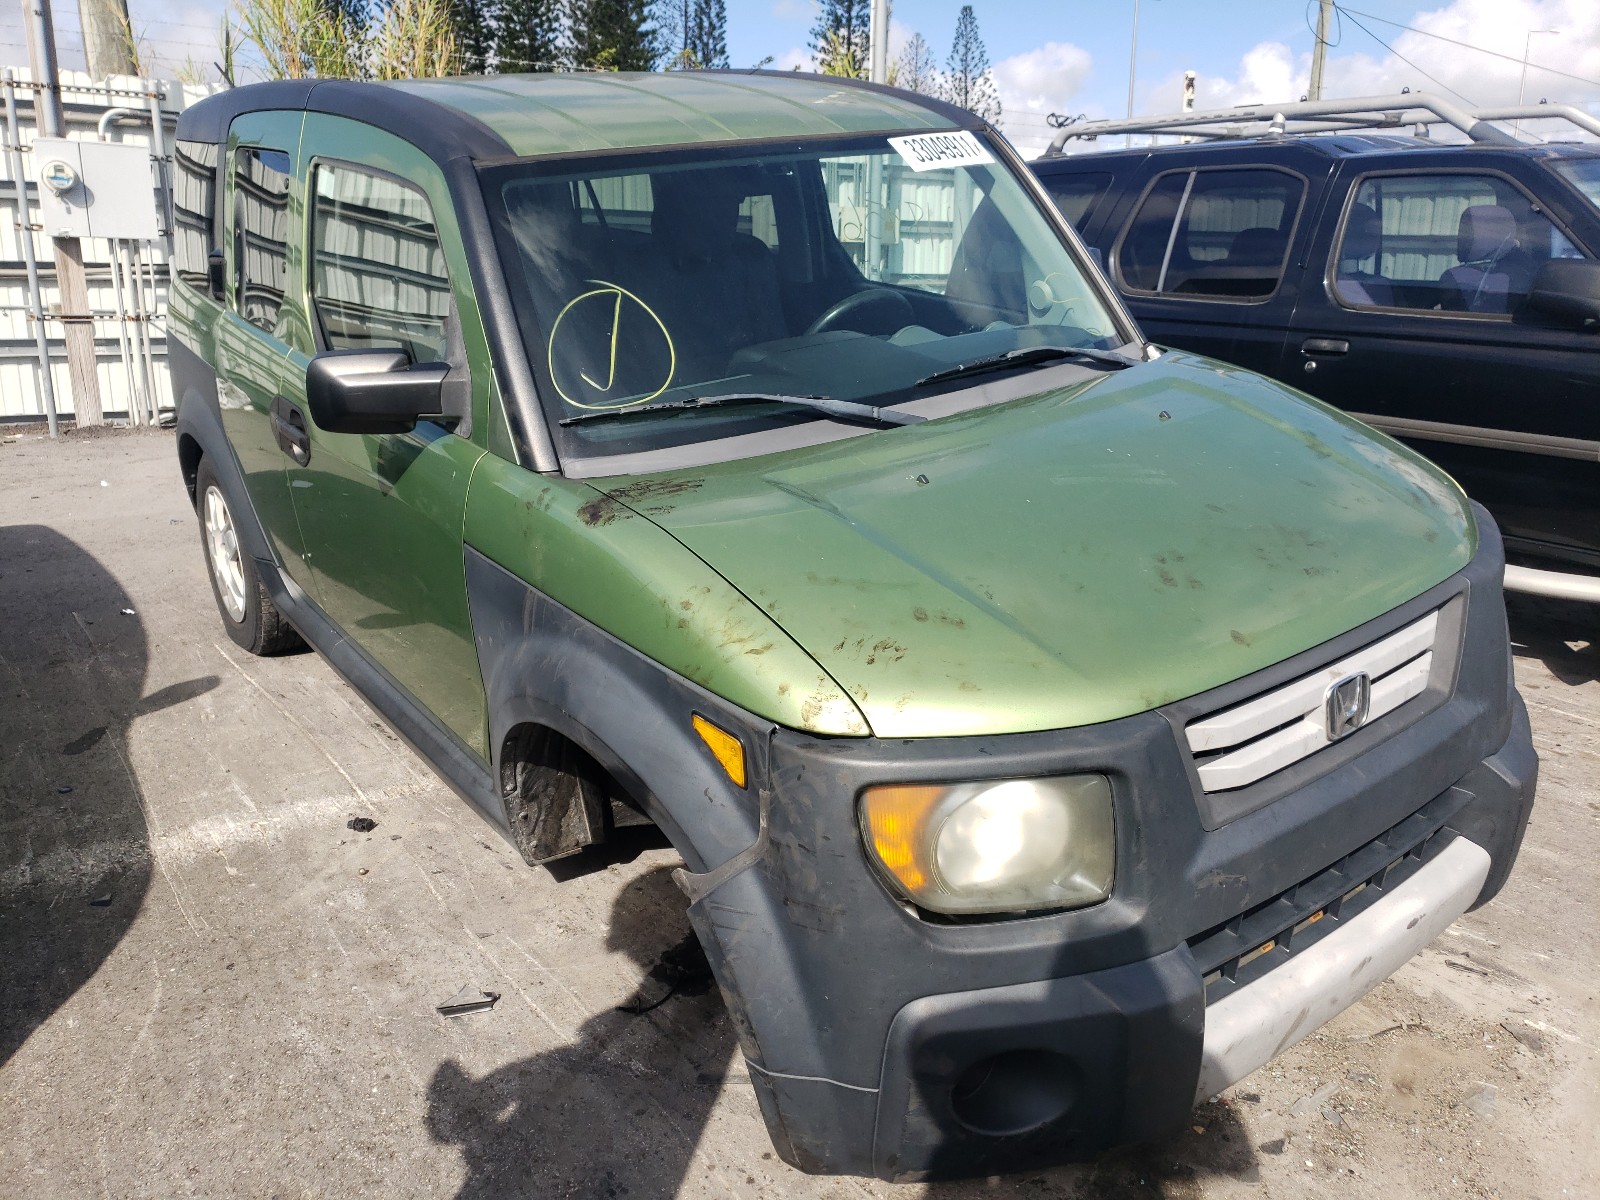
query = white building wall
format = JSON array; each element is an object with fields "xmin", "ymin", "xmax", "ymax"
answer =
[{"xmin": 0, "ymin": 68, "xmax": 221, "ymax": 422}]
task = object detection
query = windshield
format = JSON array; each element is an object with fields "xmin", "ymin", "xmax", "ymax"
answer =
[
  {"xmin": 1552, "ymin": 157, "xmax": 1600, "ymax": 211},
  {"xmin": 482, "ymin": 131, "xmax": 1129, "ymax": 464}
]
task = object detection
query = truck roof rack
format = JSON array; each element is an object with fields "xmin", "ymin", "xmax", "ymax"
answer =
[{"xmin": 1038, "ymin": 92, "xmax": 1600, "ymax": 157}]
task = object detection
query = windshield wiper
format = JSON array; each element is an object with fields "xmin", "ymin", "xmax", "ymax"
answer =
[
  {"xmin": 916, "ymin": 344, "xmax": 1140, "ymax": 388},
  {"xmin": 559, "ymin": 392, "xmax": 927, "ymax": 428}
]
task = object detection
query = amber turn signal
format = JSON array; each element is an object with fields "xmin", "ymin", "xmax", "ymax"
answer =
[{"xmin": 692, "ymin": 714, "xmax": 746, "ymax": 789}]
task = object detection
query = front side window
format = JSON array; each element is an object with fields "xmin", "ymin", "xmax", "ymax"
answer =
[
  {"xmin": 1117, "ymin": 168, "xmax": 1304, "ymax": 300},
  {"xmin": 484, "ymin": 131, "xmax": 1127, "ymax": 462},
  {"xmin": 172, "ymin": 139, "xmax": 218, "ymax": 294},
  {"xmin": 1549, "ymin": 157, "xmax": 1600, "ymax": 213},
  {"xmin": 310, "ymin": 164, "xmax": 452, "ymax": 363},
  {"xmin": 232, "ymin": 147, "xmax": 291, "ymax": 334},
  {"xmin": 1333, "ymin": 172, "xmax": 1586, "ymax": 314}
]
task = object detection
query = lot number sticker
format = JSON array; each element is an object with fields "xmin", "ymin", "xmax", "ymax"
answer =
[{"xmin": 888, "ymin": 131, "xmax": 994, "ymax": 172}]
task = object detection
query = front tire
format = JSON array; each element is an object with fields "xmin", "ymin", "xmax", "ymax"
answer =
[{"xmin": 194, "ymin": 459, "xmax": 302, "ymax": 656}]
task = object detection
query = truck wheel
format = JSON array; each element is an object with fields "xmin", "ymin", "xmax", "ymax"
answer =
[{"xmin": 194, "ymin": 459, "xmax": 302, "ymax": 656}]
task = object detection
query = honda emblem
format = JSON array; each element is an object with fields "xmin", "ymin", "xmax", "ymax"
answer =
[{"xmin": 1325, "ymin": 672, "xmax": 1372, "ymax": 740}]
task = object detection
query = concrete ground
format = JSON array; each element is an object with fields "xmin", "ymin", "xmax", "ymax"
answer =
[{"xmin": 1, "ymin": 427, "xmax": 1595, "ymax": 1200}]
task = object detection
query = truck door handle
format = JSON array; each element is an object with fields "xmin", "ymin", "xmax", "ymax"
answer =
[
  {"xmin": 1301, "ymin": 338, "xmax": 1350, "ymax": 356},
  {"xmin": 270, "ymin": 395, "xmax": 311, "ymax": 466}
]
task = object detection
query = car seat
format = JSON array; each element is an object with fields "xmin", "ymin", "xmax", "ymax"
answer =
[
  {"xmin": 633, "ymin": 172, "xmax": 786, "ymax": 378},
  {"xmin": 1439, "ymin": 204, "xmax": 1530, "ymax": 314},
  {"xmin": 1336, "ymin": 203, "xmax": 1393, "ymax": 307}
]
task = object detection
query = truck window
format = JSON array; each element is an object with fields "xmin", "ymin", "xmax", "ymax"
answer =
[
  {"xmin": 310, "ymin": 163, "xmax": 452, "ymax": 363},
  {"xmin": 232, "ymin": 147, "xmax": 291, "ymax": 334},
  {"xmin": 172, "ymin": 139, "xmax": 218, "ymax": 294},
  {"xmin": 1334, "ymin": 172, "xmax": 1587, "ymax": 315},
  {"xmin": 1041, "ymin": 172, "xmax": 1111, "ymax": 232},
  {"xmin": 1117, "ymin": 168, "xmax": 1304, "ymax": 300}
]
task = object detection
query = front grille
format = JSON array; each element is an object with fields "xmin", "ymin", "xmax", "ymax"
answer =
[
  {"xmin": 1189, "ymin": 788, "xmax": 1468, "ymax": 1005},
  {"xmin": 1184, "ymin": 609, "xmax": 1440, "ymax": 793}
]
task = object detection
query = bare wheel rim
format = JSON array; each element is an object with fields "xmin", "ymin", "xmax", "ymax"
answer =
[{"xmin": 203, "ymin": 485, "xmax": 247, "ymax": 623}]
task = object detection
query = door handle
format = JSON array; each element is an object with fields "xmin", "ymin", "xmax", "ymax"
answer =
[
  {"xmin": 270, "ymin": 395, "xmax": 311, "ymax": 466},
  {"xmin": 1301, "ymin": 338, "xmax": 1350, "ymax": 356}
]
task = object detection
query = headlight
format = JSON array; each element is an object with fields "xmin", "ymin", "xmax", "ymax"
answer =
[{"xmin": 860, "ymin": 775, "xmax": 1114, "ymax": 916}]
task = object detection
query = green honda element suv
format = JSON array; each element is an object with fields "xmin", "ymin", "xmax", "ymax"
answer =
[{"xmin": 168, "ymin": 72, "xmax": 1536, "ymax": 1180}]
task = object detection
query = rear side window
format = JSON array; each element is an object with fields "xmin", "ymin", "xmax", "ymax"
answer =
[
  {"xmin": 172, "ymin": 139, "xmax": 217, "ymax": 294},
  {"xmin": 1041, "ymin": 172, "xmax": 1112, "ymax": 232},
  {"xmin": 1333, "ymin": 172, "xmax": 1587, "ymax": 315},
  {"xmin": 310, "ymin": 163, "xmax": 451, "ymax": 363},
  {"xmin": 1117, "ymin": 168, "xmax": 1305, "ymax": 300},
  {"xmin": 233, "ymin": 147, "xmax": 292, "ymax": 334}
]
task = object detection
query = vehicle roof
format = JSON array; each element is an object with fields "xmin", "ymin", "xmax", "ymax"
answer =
[
  {"xmin": 1035, "ymin": 132, "xmax": 1600, "ymax": 167},
  {"xmin": 176, "ymin": 72, "xmax": 973, "ymax": 164}
]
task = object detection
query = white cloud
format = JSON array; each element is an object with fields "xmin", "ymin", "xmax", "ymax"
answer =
[
  {"xmin": 771, "ymin": 0, "xmax": 817, "ymax": 22},
  {"xmin": 770, "ymin": 44, "xmax": 813, "ymax": 72},
  {"xmin": 992, "ymin": 41, "xmax": 1094, "ymax": 157},
  {"xmin": 1145, "ymin": 0, "xmax": 1600, "ymax": 137}
]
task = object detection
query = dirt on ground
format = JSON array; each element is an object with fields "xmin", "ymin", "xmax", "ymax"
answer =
[{"xmin": 1, "ymin": 427, "xmax": 1596, "ymax": 1199}]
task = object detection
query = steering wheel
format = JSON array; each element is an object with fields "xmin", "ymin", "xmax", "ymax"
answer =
[{"xmin": 806, "ymin": 287, "xmax": 916, "ymax": 337}]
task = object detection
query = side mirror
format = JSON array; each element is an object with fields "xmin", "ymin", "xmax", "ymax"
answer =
[
  {"xmin": 207, "ymin": 249, "xmax": 225, "ymax": 302},
  {"xmin": 1522, "ymin": 258, "xmax": 1600, "ymax": 327},
  {"xmin": 305, "ymin": 349, "xmax": 450, "ymax": 435}
]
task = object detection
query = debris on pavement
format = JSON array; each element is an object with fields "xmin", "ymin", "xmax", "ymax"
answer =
[
  {"xmin": 1462, "ymin": 1084, "xmax": 1498, "ymax": 1121},
  {"xmin": 56, "ymin": 785, "xmax": 73, "ymax": 794},
  {"xmin": 617, "ymin": 932, "xmax": 715, "ymax": 1015},
  {"xmin": 120, "ymin": 608, "xmax": 135, "ymax": 615},
  {"xmin": 1501, "ymin": 1021, "xmax": 1547, "ymax": 1054},
  {"xmin": 436, "ymin": 986, "xmax": 501, "ymax": 1017},
  {"xmin": 346, "ymin": 816, "xmax": 378, "ymax": 833},
  {"xmin": 88, "ymin": 894, "xmax": 112, "ymax": 907},
  {"xmin": 1290, "ymin": 1081, "xmax": 1341, "ymax": 1117}
]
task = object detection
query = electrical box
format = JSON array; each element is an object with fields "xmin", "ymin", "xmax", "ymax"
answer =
[{"xmin": 32, "ymin": 137, "xmax": 163, "ymax": 242}]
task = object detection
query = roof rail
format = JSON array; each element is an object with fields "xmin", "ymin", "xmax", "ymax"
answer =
[{"xmin": 1038, "ymin": 92, "xmax": 1599, "ymax": 157}]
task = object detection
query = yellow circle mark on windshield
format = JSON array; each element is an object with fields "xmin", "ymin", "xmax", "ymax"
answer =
[{"xmin": 546, "ymin": 279, "xmax": 676, "ymax": 410}]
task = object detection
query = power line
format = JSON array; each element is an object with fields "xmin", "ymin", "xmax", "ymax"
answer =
[
  {"xmin": 1336, "ymin": 7, "xmax": 1478, "ymax": 106},
  {"xmin": 1337, "ymin": 4, "xmax": 1600, "ymax": 91}
]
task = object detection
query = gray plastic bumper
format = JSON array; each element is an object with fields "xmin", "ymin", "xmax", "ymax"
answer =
[{"xmin": 1195, "ymin": 834, "xmax": 1491, "ymax": 1101}]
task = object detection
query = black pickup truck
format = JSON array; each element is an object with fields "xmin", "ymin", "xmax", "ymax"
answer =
[{"xmin": 1031, "ymin": 123, "xmax": 1600, "ymax": 600}]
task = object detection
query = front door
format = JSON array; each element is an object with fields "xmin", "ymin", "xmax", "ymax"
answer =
[
  {"xmin": 217, "ymin": 111, "xmax": 308, "ymax": 578},
  {"xmin": 1285, "ymin": 166, "xmax": 1600, "ymax": 569},
  {"xmin": 1108, "ymin": 164, "xmax": 1311, "ymax": 373},
  {"xmin": 275, "ymin": 117, "xmax": 491, "ymax": 760}
]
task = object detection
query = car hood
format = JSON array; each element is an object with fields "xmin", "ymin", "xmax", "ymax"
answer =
[{"xmin": 589, "ymin": 353, "xmax": 1476, "ymax": 738}]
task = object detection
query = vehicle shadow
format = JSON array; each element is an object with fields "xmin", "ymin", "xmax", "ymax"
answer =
[
  {"xmin": 916, "ymin": 1104, "xmax": 1261, "ymax": 1196},
  {"xmin": 424, "ymin": 856, "xmax": 1263, "ymax": 1197},
  {"xmin": 1506, "ymin": 591, "xmax": 1598, "ymax": 686},
  {"xmin": 423, "ymin": 864, "xmax": 730, "ymax": 1199},
  {"xmin": 0, "ymin": 525, "xmax": 214, "ymax": 1066}
]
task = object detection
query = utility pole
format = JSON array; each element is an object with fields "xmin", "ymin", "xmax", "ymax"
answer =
[
  {"xmin": 868, "ymin": 0, "xmax": 890, "ymax": 84},
  {"xmin": 1125, "ymin": 0, "xmax": 1141, "ymax": 147},
  {"xmin": 1308, "ymin": 0, "xmax": 1332, "ymax": 101},
  {"xmin": 24, "ymin": 0, "xmax": 103, "ymax": 426},
  {"xmin": 79, "ymin": 0, "xmax": 139, "ymax": 80}
]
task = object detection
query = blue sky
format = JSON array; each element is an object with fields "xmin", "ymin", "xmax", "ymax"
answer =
[{"xmin": 5, "ymin": 0, "xmax": 1597, "ymax": 154}]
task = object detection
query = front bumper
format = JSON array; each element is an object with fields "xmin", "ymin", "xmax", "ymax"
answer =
[
  {"xmin": 869, "ymin": 704, "xmax": 1533, "ymax": 1179},
  {"xmin": 680, "ymin": 510, "xmax": 1536, "ymax": 1180},
  {"xmin": 1195, "ymin": 834, "xmax": 1488, "ymax": 1103}
]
